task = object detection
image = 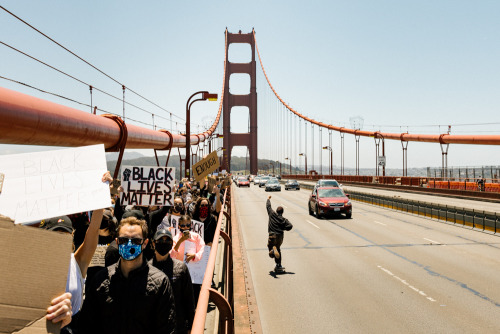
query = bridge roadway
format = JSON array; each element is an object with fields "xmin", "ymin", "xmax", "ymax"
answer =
[{"xmin": 232, "ymin": 182, "xmax": 500, "ymax": 333}]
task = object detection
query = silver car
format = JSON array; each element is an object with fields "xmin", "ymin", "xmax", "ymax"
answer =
[{"xmin": 265, "ymin": 178, "xmax": 281, "ymax": 192}]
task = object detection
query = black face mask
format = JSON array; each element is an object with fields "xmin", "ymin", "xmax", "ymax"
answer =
[
  {"xmin": 100, "ymin": 219, "xmax": 109, "ymax": 230},
  {"xmin": 155, "ymin": 242, "xmax": 173, "ymax": 256},
  {"xmin": 173, "ymin": 204, "xmax": 183, "ymax": 213}
]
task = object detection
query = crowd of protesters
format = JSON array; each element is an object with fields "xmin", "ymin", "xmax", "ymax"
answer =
[{"xmin": 25, "ymin": 172, "xmax": 229, "ymax": 333}]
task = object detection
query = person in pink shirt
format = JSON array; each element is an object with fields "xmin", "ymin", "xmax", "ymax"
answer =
[
  {"xmin": 170, "ymin": 215, "xmax": 205, "ymax": 263},
  {"xmin": 171, "ymin": 214, "xmax": 205, "ymax": 304}
]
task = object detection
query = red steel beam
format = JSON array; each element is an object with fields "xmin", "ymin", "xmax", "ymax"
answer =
[
  {"xmin": 0, "ymin": 86, "xmax": 222, "ymax": 149},
  {"xmin": 254, "ymin": 32, "xmax": 500, "ymax": 146}
]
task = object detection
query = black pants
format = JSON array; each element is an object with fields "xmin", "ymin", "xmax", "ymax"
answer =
[{"xmin": 267, "ymin": 233, "xmax": 284, "ymax": 265}]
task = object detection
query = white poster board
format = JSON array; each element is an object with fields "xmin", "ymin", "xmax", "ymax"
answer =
[
  {"xmin": 0, "ymin": 144, "xmax": 111, "ymax": 224},
  {"xmin": 120, "ymin": 166, "xmax": 175, "ymax": 206},
  {"xmin": 157, "ymin": 215, "xmax": 204, "ymax": 240},
  {"xmin": 186, "ymin": 245, "xmax": 210, "ymax": 285}
]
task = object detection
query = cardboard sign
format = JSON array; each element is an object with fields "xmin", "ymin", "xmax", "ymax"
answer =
[
  {"xmin": 186, "ymin": 245, "xmax": 210, "ymax": 284},
  {"xmin": 192, "ymin": 151, "xmax": 220, "ymax": 182},
  {"xmin": 208, "ymin": 176, "xmax": 217, "ymax": 191},
  {"xmin": 0, "ymin": 144, "xmax": 111, "ymax": 224},
  {"xmin": 0, "ymin": 217, "xmax": 72, "ymax": 334},
  {"xmin": 157, "ymin": 215, "xmax": 204, "ymax": 240},
  {"xmin": 120, "ymin": 166, "xmax": 175, "ymax": 206}
]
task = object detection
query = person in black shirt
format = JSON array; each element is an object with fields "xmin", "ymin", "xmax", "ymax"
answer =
[
  {"xmin": 78, "ymin": 217, "xmax": 176, "ymax": 334},
  {"xmin": 266, "ymin": 196, "xmax": 293, "ymax": 272},
  {"xmin": 152, "ymin": 229, "xmax": 195, "ymax": 334}
]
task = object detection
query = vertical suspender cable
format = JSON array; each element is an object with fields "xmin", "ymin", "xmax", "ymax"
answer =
[{"xmin": 122, "ymin": 85, "xmax": 126, "ymax": 122}]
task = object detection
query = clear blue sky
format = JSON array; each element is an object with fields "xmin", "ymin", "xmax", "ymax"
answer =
[{"xmin": 1, "ymin": 0, "xmax": 499, "ymax": 170}]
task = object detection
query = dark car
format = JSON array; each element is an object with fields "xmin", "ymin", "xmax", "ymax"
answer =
[
  {"xmin": 265, "ymin": 178, "xmax": 281, "ymax": 192},
  {"xmin": 308, "ymin": 186, "xmax": 352, "ymax": 219},
  {"xmin": 284, "ymin": 180, "xmax": 300, "ymax": 191}
]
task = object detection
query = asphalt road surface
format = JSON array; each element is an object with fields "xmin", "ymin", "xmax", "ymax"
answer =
[{"xmin": 233, "ymin": 183, "xmax": 500, "ymax": 333}]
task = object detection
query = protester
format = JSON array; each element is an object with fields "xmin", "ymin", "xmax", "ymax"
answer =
[
  {"xmin": 171, "ymin": 215, "xmax": 205, "ymax": 304},
  {"xmin": 266, "ymin": 195, "xmax": 293, "ymax": 272},
  {"xmin": 192, "ymin": 197, "xmax": 218, "ymax": 246},
  {"xmin": 152, "ymin": 229, "xmax": 195, "ymax": 334},
  {"xmin": 77, "ymin": 216, "xmax": 176, "ymax": 333}
]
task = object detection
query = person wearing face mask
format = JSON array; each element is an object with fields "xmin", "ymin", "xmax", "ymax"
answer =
[
  {"xmin": 192, "ymin": 197, "xmax": 218, "ymax": 247},
  {"xmin": 77, "ymin": 217, "xmax": 176, "ymax": 334},
  {"xmin": 157, "ymin": 196, "xmax": 185, "ymax": 233},
  {"xmin": 170, "ymin": 215, "xmax": 205, "ymax": 305},
  {"xmin": 152, "ymin": 229, "xmax": 195, "ymax": 334}
]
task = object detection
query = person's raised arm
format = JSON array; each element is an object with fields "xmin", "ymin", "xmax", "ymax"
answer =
[
  {"xmin": 74, "ymin": 171, "xmax": 110, "ymax": 277},
  {"xmin": 266, "ymin": 196, "xmax": 273, "ymax": 215}
]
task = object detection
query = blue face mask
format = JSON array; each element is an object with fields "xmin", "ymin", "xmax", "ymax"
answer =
[{"xmin": 118, "ymin": 240, "xmax": 142, "ymax": 261}]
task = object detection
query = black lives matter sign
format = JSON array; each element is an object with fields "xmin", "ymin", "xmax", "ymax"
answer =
[{"xmin": 120, "ymin": 166, "xmax": 175, "ymax": 206}]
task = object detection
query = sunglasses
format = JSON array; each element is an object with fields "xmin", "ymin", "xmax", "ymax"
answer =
[
  {"xmin": 200, "ymin": 204, "xmax": 209, "ymax": 208},
  {"xmin": 117, "ymin": 237, "xmax": 144, "ymax": 246},
  {"xmin": 179, "ymin": 224, "xmax": 191, "ymax": 228}
]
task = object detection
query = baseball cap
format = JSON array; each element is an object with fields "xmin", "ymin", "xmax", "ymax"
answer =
[
  {"xmin": 154, "ymin": 229, "xmax": 172, "ymax": 241},
  {"xmin": 40, "ymin": 216, "xmax": 73, "ymax": 233},
  {"xmin": 122, "ymin": 209, "xmax": 145, "ymax": 220}
]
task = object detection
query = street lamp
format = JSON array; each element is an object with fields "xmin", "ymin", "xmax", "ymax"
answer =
[
  {"xmin": 299, "ymin": 153, "xmax": 307, "ymax": 175},
  {"xmin": 185, "ymin": 91, "xmax": 218, "ymax": 179},
  {"xmin": 285, "ymin": 157, "xmax": 291, "ymax": 175},
  {"xmin": 322, "ymin": 146, "xmax": 333, "ymax": 176}
]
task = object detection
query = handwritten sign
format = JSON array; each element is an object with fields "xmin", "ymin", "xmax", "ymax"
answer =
[
  {"xmin": 120, "ymin": 166, "xmax": 175, "ymax": 206},
  {"xmin": 157, "ymin": 215, "xmax": 204, "ymax": 240},
  {"xmin": 192, "ymin": 151, "xmax": 220, "ymax": 182},
  {"xmin": 186, "ymin": 245, "xmax": 210, "ymax": 284},
  {"xmin": 89, "ymin": 245, "xmax": 107, "ymax": 267},
  {"xmin": 0, "ymin": 144, "xmax": 111, "ymax": 224}
]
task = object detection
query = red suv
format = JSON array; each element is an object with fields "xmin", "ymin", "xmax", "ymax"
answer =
[{"xmin": 308, "ymin": 187, "xmax": 352, "ymax": 219}]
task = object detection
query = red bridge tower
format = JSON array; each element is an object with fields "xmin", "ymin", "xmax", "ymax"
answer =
[{"xmin": 222, "ymin": 29, "xmax": 258, "ymax": 175}]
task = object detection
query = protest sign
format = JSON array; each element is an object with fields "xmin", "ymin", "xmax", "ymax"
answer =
[
  {"xmin": 208, "ymin": 176, "xmax": 216, "ymax": 191},
  {"xmin": 120, "ymin": 166, "xmax": 175, "ymax": 206},
  {"xmin": 186, "ymin": 245, "xmax": 211, "ymax": 285},
  {"xmin": 0, "ymin": 216, "xmax": 71, "ymax": 334},
  {"xmin": 157, "ymin": 215, "xmax": 204, "ymax": 240},
  {"xmin": 0, "ymin": 144, "xmax": 111, "ymax": 224},
  {"xmin": 192, "ymin": 151, "xmax": 220, "ymax": 182}
]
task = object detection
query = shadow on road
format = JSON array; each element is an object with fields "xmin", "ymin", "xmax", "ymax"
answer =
[{"xmin": 268, "ymin": 271, "xmax": 296, "ymax": 279}]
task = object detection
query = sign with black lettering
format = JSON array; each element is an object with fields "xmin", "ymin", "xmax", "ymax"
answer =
[
  {"xmin": 192, "ymin": 151, "xmax": 220, "ymax": 182},
  {"xmin": 120, "ymin": 166, "xmax": 175, "ymax": 206}
]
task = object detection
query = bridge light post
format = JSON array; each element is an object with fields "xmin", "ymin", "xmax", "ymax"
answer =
[
  {"xmin": 185, "ymin": 91, "xmax": 218, "ymax": 179},
  {"xmin": 299, "ymin": 153, "xmax": 307, "ymax": 175},
  {"xmin": 285, "ymin": 157, "xmax": 291, "ymax": 175},
  {"xmin": 322, "ymin": 146, "xmax": 333, "ymax": 176},
  {"xmin": 269, "ymin": 162, "xmax": 275, "ymax": 175}
]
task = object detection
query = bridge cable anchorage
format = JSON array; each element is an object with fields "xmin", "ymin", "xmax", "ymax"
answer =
[
  {"xmin": 0, "ymin": 5, "xmax": 184, "ymax": 121},
  {"xmin": 253, "ymin": 31, "xmax": 500, "ymax": 145}
]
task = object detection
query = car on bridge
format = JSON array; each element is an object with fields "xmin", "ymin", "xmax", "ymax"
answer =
[
  {"xmin": 259, "ymin": 176, "xmax": 271, "ymax": 188},
  {"xmin": 265, "ymin": 178, "xmax": 281, "ymax": 192},
  {"xmin": 237, "ymin": 177, "xmax": 250, "ymax": 187},
  {"xmin": 253, "ymin": 176, "xmax": 261, "ymax": 185},
  {"xmin": 284, "ymin": 180, "xmax": 300, "ymax": 191},
  {"xmin": 308, "ymin": 186, "xmax": 352, "ymax": 219}
]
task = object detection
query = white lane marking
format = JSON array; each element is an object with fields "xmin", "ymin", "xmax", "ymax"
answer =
[
  {"xmin": 306, "ymin": 220, "xmax": 320, "ymax": 229},
  {"xmin": 281, "ymin": 204, "xmax": 288, "ymax": 208},
  {"xmin": 373, "ymin": 220, "xmax": 387, "ymax": 226},
  {"xmin": 423, "ymin": 238, "xmax": 442, "ymax": 245},
  {"xmin": 378, "ymin": 265, "xmax": 437, "ymax": 303}
]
